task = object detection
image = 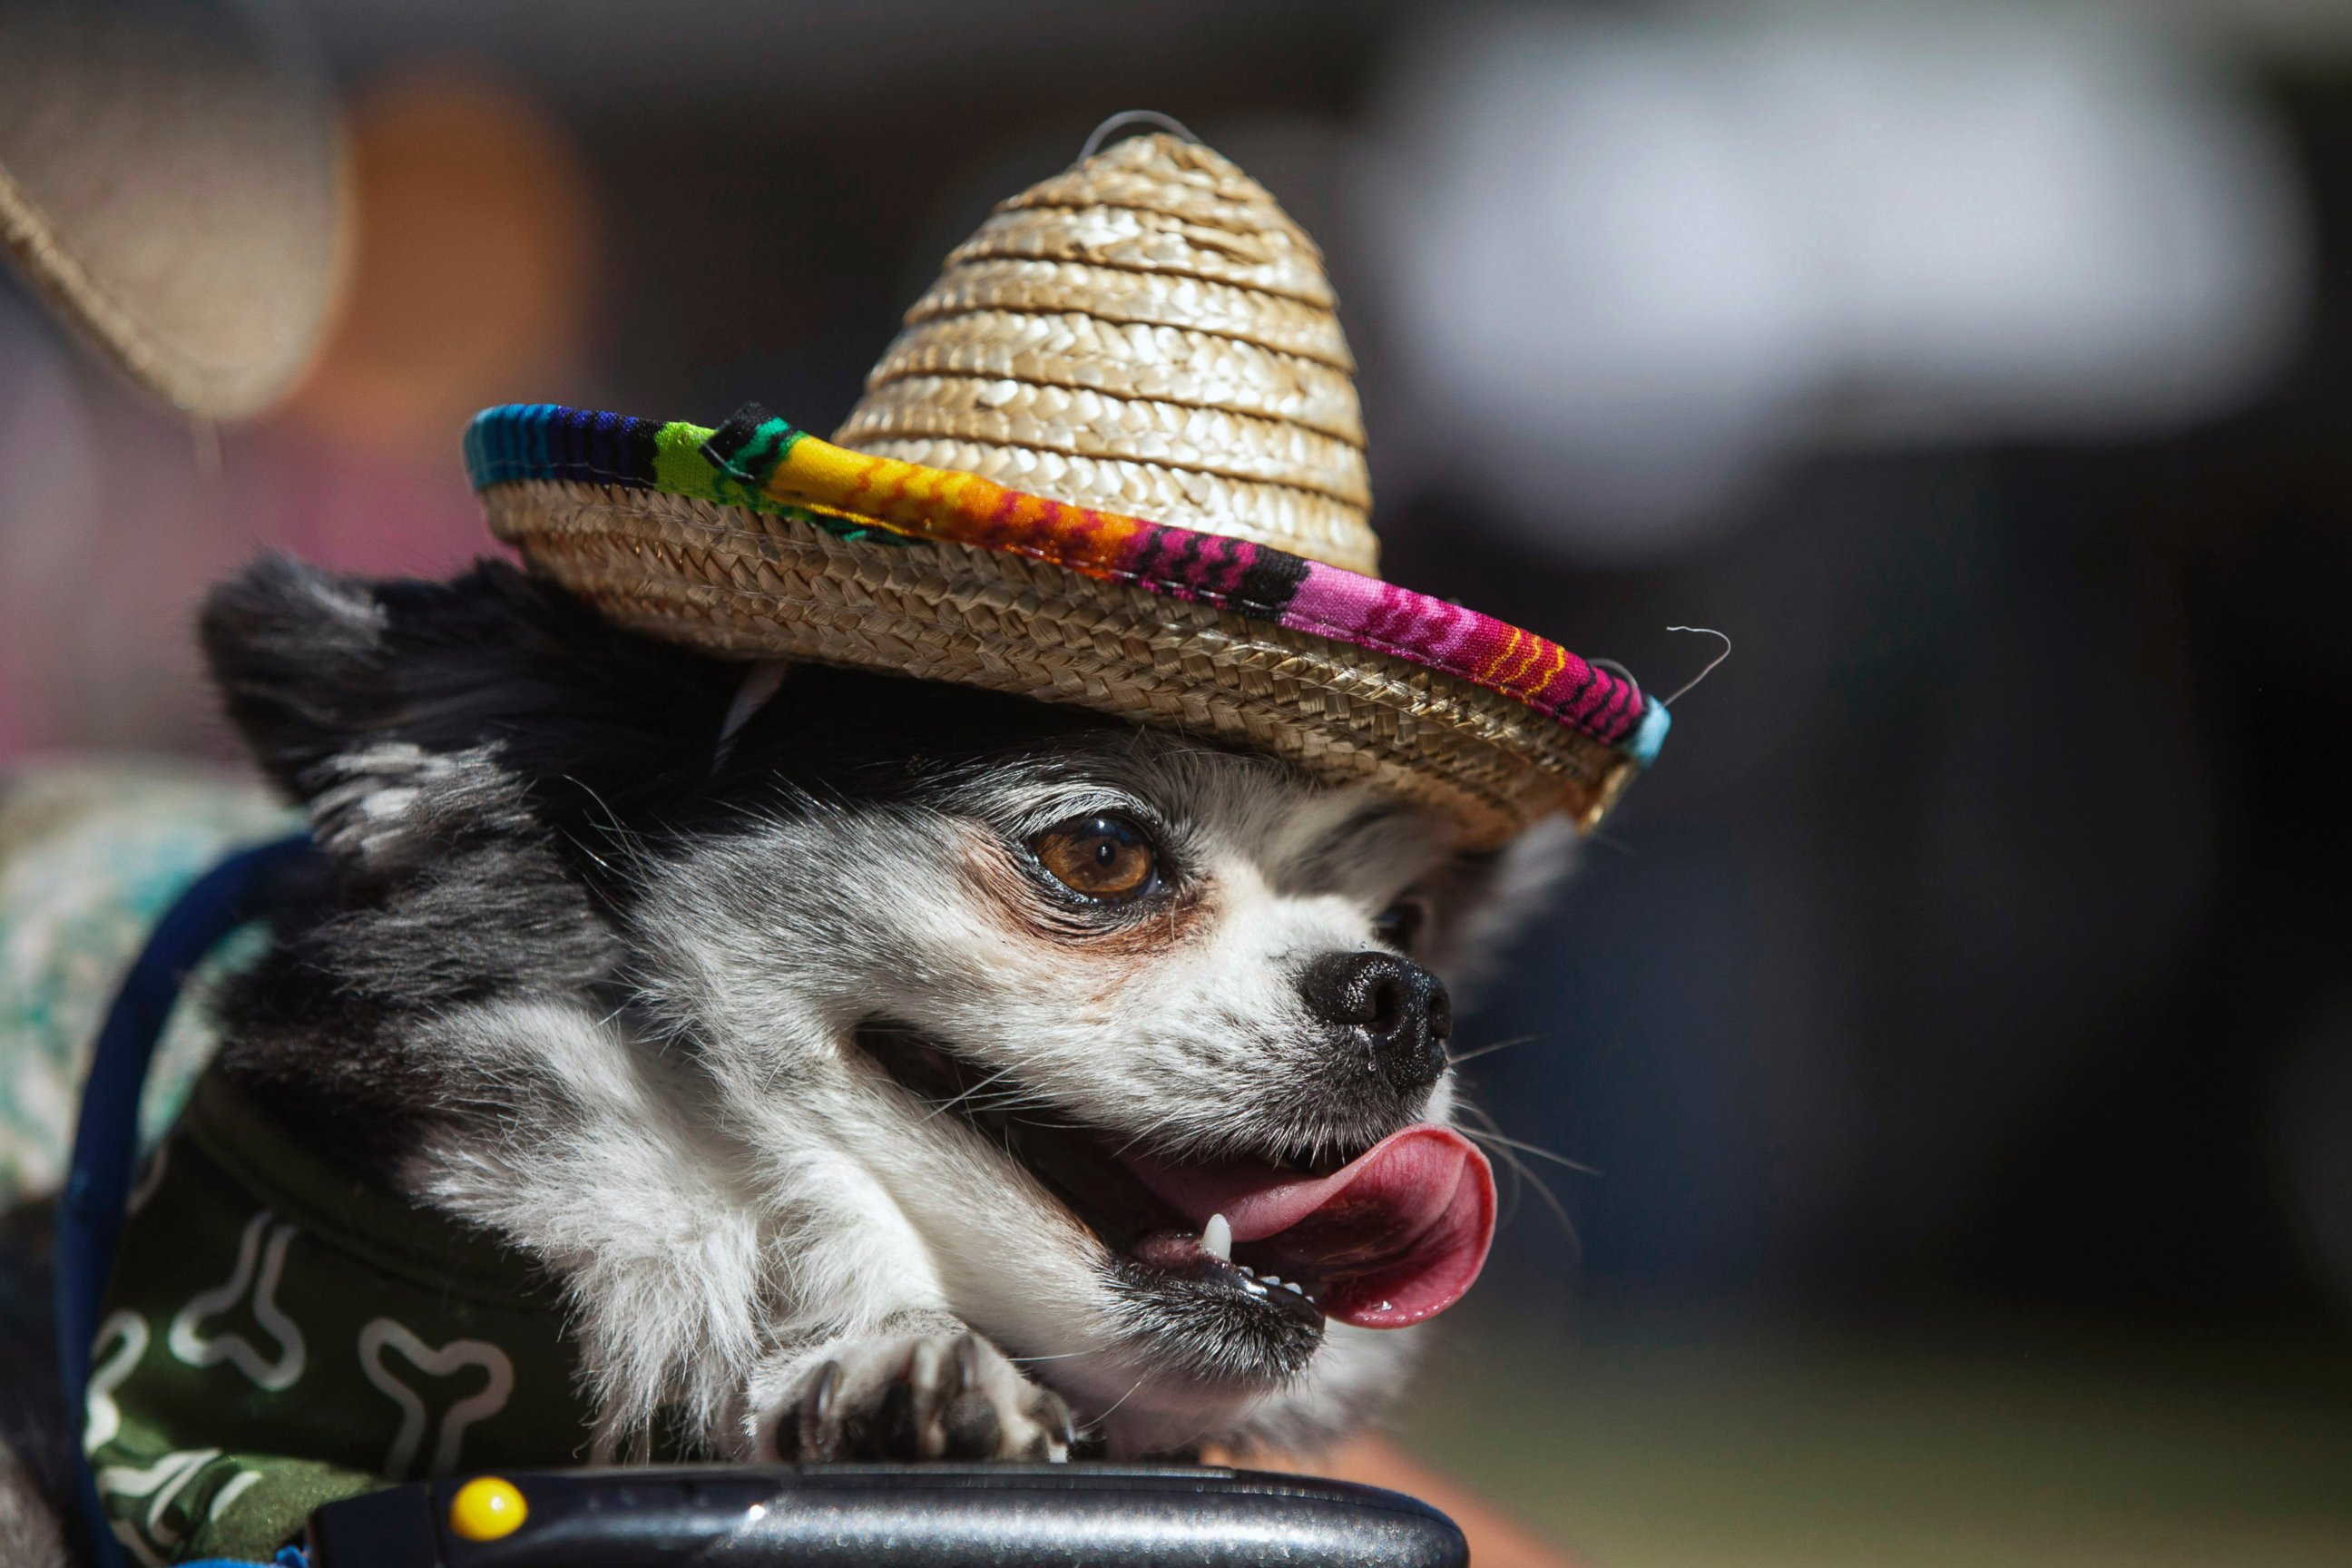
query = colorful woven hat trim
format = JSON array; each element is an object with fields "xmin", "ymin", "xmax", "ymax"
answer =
[{"xmin": 466, "ymin": 402, "xmax": 1671, "ymax": 766}]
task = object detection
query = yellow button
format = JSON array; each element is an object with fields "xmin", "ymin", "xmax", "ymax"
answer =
[{"xmin": 448, "ymin": 1476, "xmax": 528, "ymax": 1542}]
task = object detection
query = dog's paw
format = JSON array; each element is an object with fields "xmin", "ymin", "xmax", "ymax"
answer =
[{"xmin": 762, "ymin": 1330, "xmax": 1074, "ymax": 1462}]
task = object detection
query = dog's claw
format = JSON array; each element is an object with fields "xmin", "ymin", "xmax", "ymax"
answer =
[
  {"xmin": 910, "ymin": 1338, "xmax": 946, "ymax": 1406},
  {"xmin": 1047, "ymin": 1389, "xmax": 1075, "ymax": 1448},
  {"xmin": 796, "ymin": 1361, "xmax": 844, "ymax": 1461},
  {"xmin": 768, "ymin": 1327, "xmax": 1069, "ymax": 1463}
]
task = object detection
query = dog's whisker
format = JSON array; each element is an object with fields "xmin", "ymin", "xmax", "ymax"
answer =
[
  {"xmin": 1450, "ymin": 1103, "xmax": 1562, "ymax": 1232},
  {"xmin": 1461, "ymin": 1127, "xmax": 1601, "ymax": 1177},
  {"xmin": 1083, "ymin": 1374, "xmax": 1152, "ymax": 1433},
  {"xmin": 1452, "ymin": 1112, "xmax": 1580, "ymax": 1241},
  {"xmin": 1446, "ymin": 1034, "xmax": 1544, "ymax": 1065},
  {"xmin": 1486, "ymin": 1140, "xmax": 1573, "ymax": 1238},
  {"xmin": 916, "ymin": 1063, "xmax": 1027, "ymax": 1123}
]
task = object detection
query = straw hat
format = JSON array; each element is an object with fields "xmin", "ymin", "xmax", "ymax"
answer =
[
  {"xmin": 0, "ymin": 0, "xmax": 345, "ymax": 420},
  {"xmin": 469, "ymin": 130, "xmax": 1666, "ymax": 845}
]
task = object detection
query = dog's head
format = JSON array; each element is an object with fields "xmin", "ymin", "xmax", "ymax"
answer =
[{"xmin": 204, "ymin": 555, "xmax": 1572, "ymax": 1455}]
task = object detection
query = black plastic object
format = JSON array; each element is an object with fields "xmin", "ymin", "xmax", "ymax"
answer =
[{"xmin": 307, "ymin": 1464, "xmax": 1468, "ymax": 1568}]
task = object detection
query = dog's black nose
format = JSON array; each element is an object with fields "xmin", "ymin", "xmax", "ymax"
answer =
[{"xmin": 1299, "ymin": 951, "xmax": 1453, "ymax": 1091}]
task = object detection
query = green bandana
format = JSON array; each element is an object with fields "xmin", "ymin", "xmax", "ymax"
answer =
[{"xmin": 88, "ymin": 1073, "xmax": 592, "ymax": 1563}]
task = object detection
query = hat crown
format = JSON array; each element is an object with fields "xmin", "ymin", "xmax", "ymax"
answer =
[{"xmin": 833, "ymin": 132, "xmax": 1378, "ymax": 575}]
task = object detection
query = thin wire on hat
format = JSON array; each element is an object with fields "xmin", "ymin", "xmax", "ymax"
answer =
[
  {"xmin": 1594, "ymin": 626, "xmax": 1730, "ymax": 710},
  {"xmin": 1661, "ymin": 626, "xmax": 1731, "ymax": 706},
  {"xmin": 1078, "ymin": 109, "xmax": 1202, "ymax": 162},
  {"xmin": 1590, "ymin": 658, "xmax": 1639, "ymax": 691}
]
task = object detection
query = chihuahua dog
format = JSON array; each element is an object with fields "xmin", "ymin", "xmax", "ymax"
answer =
[{"xmin": 3, "ymin": 550, "xmax": 1568, "ymax": 1551}]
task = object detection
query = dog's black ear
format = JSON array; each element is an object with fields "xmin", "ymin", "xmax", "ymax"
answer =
[{"xmin": 201, "ymin": 554, "xmax": 737, "ymax": 837}]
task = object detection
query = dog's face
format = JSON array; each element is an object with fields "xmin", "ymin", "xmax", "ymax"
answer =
[
  {"xmin": 635, "ymin": 667, "xmax": 1570, "ymax": 1452},
  {"xmin": 206, "ymin": 559, "xmax": 1570, "ymax": 1456}
]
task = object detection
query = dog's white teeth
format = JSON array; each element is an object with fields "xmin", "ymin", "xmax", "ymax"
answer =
[
  {"xmin": 1279, "ymin": 1280, "xmax": 1305, "ymax": 1296},
  {"xmin": 1238, "ymin": 1263, "xmax": 1256, "ymax": 1278},
  {"xmin": 1201, "ymin": 1213, "xmax": 1232, "ymax": 1262},
  {"xmin": 1262, "ymin": 1275, "xmax": 1282, "ymax": 1287}
]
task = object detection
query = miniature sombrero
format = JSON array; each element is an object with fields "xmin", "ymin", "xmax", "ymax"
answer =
[{"xmin": 466, "ymin": 131, "xmax": 1666, "ymax": 846}]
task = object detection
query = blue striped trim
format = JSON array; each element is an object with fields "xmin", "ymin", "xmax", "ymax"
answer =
[{"xmin": 464, "ymin": 405, "xmax": 663, "ymax": 492}]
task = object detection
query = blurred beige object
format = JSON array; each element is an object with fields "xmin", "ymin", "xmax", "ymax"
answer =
[
  {"xmin": 287, "ymin": 69, "xmax": 596, "ymax": 459},
  {"xmin": 835, "ymin": 131, "xmax": 1377, "ymax": 575},
  {"xmin": 0, "ymin": 0, "xmax": 346, "ymax": 420}
]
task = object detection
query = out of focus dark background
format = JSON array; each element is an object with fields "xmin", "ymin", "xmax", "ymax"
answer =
[{"xmin": 5, "ymin": 2, "xmax": 2350, "ymax": 1562}]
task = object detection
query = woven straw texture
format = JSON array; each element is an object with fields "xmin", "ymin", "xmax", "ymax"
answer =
[
  {"xmin": 837, "ymin": 133, "xmax": 1377, "ymax": 575},
  {"xmin": 489, "ymin": 480, "xmax": 1637, "ymax": 845}
]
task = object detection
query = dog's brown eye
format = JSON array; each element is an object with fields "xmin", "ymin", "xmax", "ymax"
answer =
[
  {"xmin": 1034, "ymin": 816, "xmax": 1158, "ymax": 901},
  {"xmin": 1372, "ymin": 898, "xmax": 1426, "ymax": 952}
]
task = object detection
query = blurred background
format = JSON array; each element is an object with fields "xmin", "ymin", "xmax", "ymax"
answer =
[{"xmin": 5, "ymin": 1, "xmax": 2351, "ymax": 1563}]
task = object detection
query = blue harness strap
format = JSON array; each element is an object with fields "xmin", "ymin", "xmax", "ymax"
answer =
[{"xmin": 55, "ymin": 836, "xmax": 317, "ymax": 1568}]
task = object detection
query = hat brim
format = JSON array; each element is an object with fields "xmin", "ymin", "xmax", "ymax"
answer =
[{"xmin": 466, "ymin": 403, "xmax": 1666, "ymax": 845}]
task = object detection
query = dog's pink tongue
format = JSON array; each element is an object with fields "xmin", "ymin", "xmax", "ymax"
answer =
[{"xmin": 1124, "ymin": 1125, "xmax": 1495, "ymax": 1329}]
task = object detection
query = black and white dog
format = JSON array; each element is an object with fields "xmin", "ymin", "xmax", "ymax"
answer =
[{"xmin": 5, "ymin": 551, "xmax": 1567, "ymax": 1545}]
